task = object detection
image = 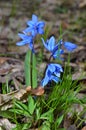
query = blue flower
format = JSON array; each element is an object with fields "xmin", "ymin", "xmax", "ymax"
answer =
[
  {"xmin": 23, "ymin": 14, "xmax": 45, "ymax": 37},
  {"xmin": 41, "ymin": 36, "xmax": 63, "ymax": 59},
  {"xmin": 16, "ymin": 33, "xmax": 34, "ymax": 52},
  {"xmin": 63, "ymin": 41, "xmax": 78, "ymax": 51},
  {"xmin": 42, "ymin": 36, "xmax": 55, "ymax": 51},
  {"xmin": 56, "ymin": 39, "xmax": 77, "ymax": 52},
  {"xmin": 41, "ymin": 63, "xmax": 63, "ymax": 87}
]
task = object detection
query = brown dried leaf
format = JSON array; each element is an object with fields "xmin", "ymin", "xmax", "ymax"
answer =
[
  {"xmin": 0, "ymin": 68, "xmax": 12, "ymax": 75},
  {"xmin": 79, "ymin": 0, "xmax": 86, "ymax": 8},
  {"xmin": 0, "ymin": 57, "xmax": 24, "ymax": 83},
  {"xmin": 0, "ymin": 89, "xmax": 27, "ymax": 110},
  {"xmin": 30, "ymin": 86, "xmax": 44, "ymax": 96},
  {"xmin": 26, "ymin": 86, "xmax": 44, "ymax": 96},
  {"xmin": 0, "ymin": 86, "xmax": 44, "ymax": 110},
  {"xmin": 0, "ymin": 57, "xmax": 9, "ymax": 65},
  {"xmin": 81, "ymin": 126, "xmax": 86, "ymax": 130}
]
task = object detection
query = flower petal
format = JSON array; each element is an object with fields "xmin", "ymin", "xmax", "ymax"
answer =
[
  {"xmin": 48, "ymin": 36, "xmax": 55, "ymax": 51},
  {"xmin": 18, "ymin": 33, "xmax": 27, "ymax": 39},
  {"xmin": 27, "ymin": 21, "xmax": 35, "ymax": 26},
  {"xmin": 54, "ymin": 72, "xmax": 61, "ymax": 77},
  {"xmin": 41, "ymin": 76, "xmax": 50, "ymax": 87},
  {"xmin": 53, "ymin": 49, "xmax": 64, "ymax": 59},
  {"xmin": 54, "ymin": 64, "xmax": 63, "ymax": 72},
  {"xmin": 23, "ymin": 27, "xmax": 33, "ymax": 34},
  {"xmin": 50, "ymin": 75, "xmax": 59, "ymax": 83},
  {"xmin": 64, "ymin": 41, "xmax": 77, "ymax": 51},
  {"xmin": 41, "ymin": 38, "xmax": 49, "ymax": 50},
  {"xmin": 48, "ymin": 64, "xmax": 55, "ymax": 72},
  {"xmin": 16, "ymin": 41, "xmax": 27, "ymax": 46},
  {"xmin": 38, "ymin": 28, "xmax": 44, "ymax": 34},
  {"xmin": 37, "ymin": 21, "xmax": 45, "ymax": 28},
  {"xmin": 32, "ymin": 29, "xmax": 37, "ymax": 37},
  {"xmin": 32, "ymin": 14, "xmax": 38, "ymax": 23}
]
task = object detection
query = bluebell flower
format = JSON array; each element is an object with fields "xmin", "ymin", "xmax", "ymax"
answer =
[
  {"xmin": 41, "ymin": 36, "xmax": 63, "ymax": 59},
  {"xmin": 41, "ymin": 36, "xmax": 55, "ymax": 51},
  {"xmin": 63, "ymin": 41, "xmax": 78, "ymax": 51},
  {"xmin": 41, "ymin": 63, "xmax": 63, "ymax": 87},
  {"xmin": 16, "ymin": 33, "xmax": 34, "ymax": 52},
  {"xmin": 23, "ymin": 14, "xmax": 45, "ymax": 37},
  {"xmin": 58, "ymin": 39, "xmax": 77, "ymax": 51},
  {"xmin": 52, "ymin": 45, "xmax": 64, "ymax": 59}
]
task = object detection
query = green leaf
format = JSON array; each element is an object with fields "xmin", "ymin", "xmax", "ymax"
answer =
[
  {"xmin": 24, "ymin": 49, "xmax": 37, "ymax": 89},
  {"xmin": 41, "ymin": 121, "xmax": 51, "ymax": 130},
  {"xmin": 0, "ymin": 110, "xmax": 14, "ymax": 120},
  {"xmin": 12, "ymin": 123, "xmax": 31, "ymax": 130},
  {"xmin": 32, "ymin": 53, "xmax": 37, "ymax": 88},
  {"xmin": 57, "ymin": 128, "xmax": 66, "ymax": 130},
  {"xmin": 55, "ymin": 115, "xmax": 64, "ymax": 128},
  {"xmin": 41, "ymin": 125, "xmax": 50, "ymax": 130},
  {"xmin": 24, "ymin": 50, "xmax": 31, "ymax": 87},
  {"xmin": 14, "ymin": 100, "xmax": 28, "ymax": 111},
  {"xmin": 22, "ymin": 123, "xmax": 31, "ymax": 130},
  {"xmin": 12, "ymin": 124, "xmax": 21, "ymax": 130},
  {"xmin": 40, "ymin": 109, "xmax": 54, "ymax": 122},
  {"xmin": 10, "ymin": 100, "xmax": 31, "ymax": 116},
  {"xmin": 10, "ymin": 109, "xmax": 30, "ymax": 116},
  {"xmin": 36, "ymin": 108, "xmax": 41, "ymax": 120},
  {"xmin": 28, "ymin": 96, "xmax": 36, "ymax": 115}
]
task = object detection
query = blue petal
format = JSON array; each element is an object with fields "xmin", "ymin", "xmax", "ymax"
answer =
[
  {"xmin": 16, "ymin": 41, "xmax": 27, "ymax": 46},
  {"xmin": 54, "ymin": 64, "xmax": 63, "ymax": 72},
  {"xmin": 54, "ymin": 72, "xmax": 60, "ymax": 77},
  {"xmin": 48, "ymin": 64, "xmax": 56, "ymax": 72},
  {"xmin": 32, "ymin": 14, "xmax": 38, "ymax": 23},
  {"xmin": 52, "ymin": 45, "xmax": 58, "ymax": 53},
  {"xmin": 50, "ymin": 75, "xmax": 59, "ymax": 83},
  {"xmin": 32, "ymin": 29, "xmax": 37, "ymax": 37},
  {"xmin": 18, "ymin": 33, "xmax": 33, "ymax": 41},
  {"xmin": 64, "ymin": 42, "xmax": 77, "ymax": 51},
  {"xmin": 48, "ymin": 36, "xmax": 55, "ymax": 51},
  {"xmin": 41, "ymin": 38, "xmax": 49, "ymax": 50},
  {"xmin": 53, "ymin": 49, "xmax": 64, "ymax": 59},
  {"xmin": 37, "ymin": 21, "xmax": 45, "ymax": 28},
  {"xmin": 18, "ymin": 33, "xmax": 27, "ymax": 39},
  {"xmin": 38, "ymin": 28, "xmax": 44, "ymax": 34},
  {"xmin": 23, "ymin": 27, "xmax": 33, "ymax": 34},
  {"xmin": 17, "ymin": 33, "xmax": 33, "ymax": 47},
  {"xmin": 41, "ymin": 76, "xmax": 50, "ymax": 87},
  {"xmin": 46, "ymin": 70, "xmax": 52, "ymax": 77},
  {"xmin": 27, "ymin": 21, "xmax": 35, "ymax": 26}
]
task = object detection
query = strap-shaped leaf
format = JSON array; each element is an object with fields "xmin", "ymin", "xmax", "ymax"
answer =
[
  {"xmin": 28, "ymin": 95, "xmax": 36, "ymax": 115},
  {"xmin": 32, "ymin": 53, "xmax": 37, "ymax": 88},
  {"xmin": 24, "ymin": 50, "xmax": 37, "ymax": 88},
  {"xmin": 24, "ymin": 50, "xmax": 31, "ymax": 87}
]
